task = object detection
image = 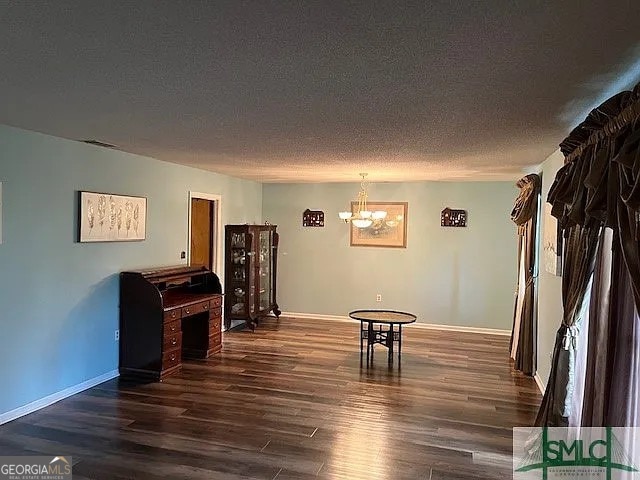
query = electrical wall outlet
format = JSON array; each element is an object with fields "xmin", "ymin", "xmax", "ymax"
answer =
[
  {"xmin": 376, "ymin": 294, "xmax": 382, "ymax": 302},
  {"xmin": 180, "ymin": 251, "xmax": 186, "ymax": 259},
  {"xmin": 115, "ymin": 330, "xmax": 120, "ymax": 342}
]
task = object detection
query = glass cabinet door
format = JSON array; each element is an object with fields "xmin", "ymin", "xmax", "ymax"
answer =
[
  {"xmin": 270, "ymin": 230, "xmax": 277, "ymax": 307},
  {"xmin": 258, "ymin": 229, "xmax": 271, "ymax": 311},
  {"xmin": 229, "ymin": 232, "xmax": 249, "ymax": 316}
]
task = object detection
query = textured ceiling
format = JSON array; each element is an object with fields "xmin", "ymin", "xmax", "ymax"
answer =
[{"xmin": 1, "ymin": 1, "xmax": 640, "ymax": 182}]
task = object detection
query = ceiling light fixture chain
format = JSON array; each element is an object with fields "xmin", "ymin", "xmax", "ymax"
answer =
[
  {"xmin": 356, "ymin": 172, "xmax": 369, "ymax": 217},
  {"xmin": 339, "ymin": 173, "xmax": 387, "ymax": 228}
]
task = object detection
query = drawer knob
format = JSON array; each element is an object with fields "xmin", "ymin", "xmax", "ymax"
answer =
[
  {"xmin": 203, "ymin": 305, "xmax": 208, "ymax": 310},
  {"xmin": 171, "ymin": 311, "xmax": 176, "ymax": 317},
  {"xmin": 170, "ymin": 354, "xmax": 176, "ymax": 361},
  {"xmin": 171, "ymin": 338, "xmax": 177, "ymax": 346},
  {"xmin": 185, "ymin": 308, "xmax": 190, "ymax": 314},
  {"xmin": 171, "ymin": 325, "xmax": 176, "ymax": 332}
]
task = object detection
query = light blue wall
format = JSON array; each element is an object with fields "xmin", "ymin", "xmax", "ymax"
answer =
[
  {"xmin": 0, "ymin": 125, "xmax": 262, "ymax": 418},
  {"xmin": 536, "ymin": 150, "xmax": 564, "ymax": 388},
  {"xmin": 263, "ymin": 181, "xmax": 518, "ymax": 329}
]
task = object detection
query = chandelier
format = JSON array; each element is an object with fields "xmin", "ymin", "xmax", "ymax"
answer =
[{"xmin": 338, "ymin": 173, "xmax": 387, "ymax": 228}]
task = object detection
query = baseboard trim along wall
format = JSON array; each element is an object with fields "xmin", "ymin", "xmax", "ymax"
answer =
[
  {"xmin": 283, "ymin": 312, "xmax": 352, "ymax": 323},
  {"xmin": 281, "ymin": 312, "xmax": 511, "ymax": 336},
  {"xmin": 534, "ymin": 373, "xmax": 546, "ymax": 395},
  {"xmin": 0, "ymin": 369, "xmax": 119, "ymax": 426}
]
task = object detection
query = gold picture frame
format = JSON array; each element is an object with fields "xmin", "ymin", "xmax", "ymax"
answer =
[{"xmin": 350, "ymin": 201, "xmax": 408, "ymax": 248}]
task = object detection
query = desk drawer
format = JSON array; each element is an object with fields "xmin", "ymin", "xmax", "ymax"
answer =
[
  {"xmin": 211, "ymin": 296, "xmax": 222, "ymax": 308},
  {"xmin": 164, "ymin": 308, "xmax": 181, "ymax": 323},
  {"xmin": 162, "ymin": 349, "xmax": 181, "ymax": 370},
  {"xmin": 209, "ymin": 306, "xmax": 222, "ymax": 320},
  {"xmin": 209, "ymin": 317, "xmax": 222, "ymax": 336},
  {"xmin": 163, "ymin": 332, "xmax": 182, "ymax": 351},
  {"xmin": 164, "ymin": 319, "xmax": 181, "ymax": 336},
  {"xmin": 209, "ymin": 333, "xmax": 222, "ymax": 349},
  {"xmin": 182, "ymin": 300, "xmax": 210, "ymax": 317}
]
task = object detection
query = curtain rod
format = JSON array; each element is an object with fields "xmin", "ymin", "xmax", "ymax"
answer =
[{"xmin": 565, "ymin": 97, "xmax": 640, "ymax": 163}]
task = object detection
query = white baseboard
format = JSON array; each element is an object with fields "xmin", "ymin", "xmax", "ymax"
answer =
[
  {"xmin": 411, "ymin": 323, "xmax": 511, "ymax": 336},
  {"xmin": 534, "ymin": 373, "xmax": 546, "ymax": 395},
  {"xmin": 281, "ymin": 311, "xmax": 511, "ymax": 336},
  {"xmin": 283, "ymin": 311, "xmax": 352, "ymax": 323},
  {"xmin": 0, "ymin": 369, "xmax": 119, "ymax": 426}
]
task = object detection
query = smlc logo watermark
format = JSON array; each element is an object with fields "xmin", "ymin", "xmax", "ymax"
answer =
[
  {"xmin": 0, "ymin": 456, "xmax": 72, "ymax": 480},
  {"xmin": 514, "ymin": 427, "xmax": 640, "ymax": 479}
]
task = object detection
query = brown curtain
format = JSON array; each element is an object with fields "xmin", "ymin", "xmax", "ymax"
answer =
[
  {"xmin": 510, "ymin": 173, "xmax": 541, "ymax": 376},
  {"xmin": 581, "ymin": 230, "xmax": 640, "ymax": 426},
  {"xmin": 535, "ymin": 223, "xmax": 601, "ymax": 426},
  {"xmin": 538, "ymin": 82, "xmax": 640, "ymax": 427},
  {"xmin": 578, "ymin": 111, "xmax": 640, "ymax": 428}
]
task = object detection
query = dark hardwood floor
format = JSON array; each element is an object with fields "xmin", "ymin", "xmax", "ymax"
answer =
[{"xmin": 0, "ymin": 316, "xmax": 541, "ymax": 479}]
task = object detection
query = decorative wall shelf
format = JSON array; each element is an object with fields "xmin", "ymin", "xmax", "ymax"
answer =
[
  {"xmin": 441, "ymin": 208, "xmax": 467, "ymax": 227},
  {"xmin": 303, "ymin": 209, "xmax": 324, "ymax": 227}
]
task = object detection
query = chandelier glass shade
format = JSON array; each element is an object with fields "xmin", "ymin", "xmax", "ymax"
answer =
[{"xmin": 338, "ymin": 174, "xmax": 387, "ymax": 228}]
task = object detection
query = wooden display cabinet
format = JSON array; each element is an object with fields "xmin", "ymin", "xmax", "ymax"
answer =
[{"xmin": 224, "ymin": 224, "xmax": 281, "ymax": 330}]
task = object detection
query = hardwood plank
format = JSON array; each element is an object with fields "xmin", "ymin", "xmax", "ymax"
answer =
[{"xmin": 0, "ymin": 316, "xmax": 541, "ymax": 479}]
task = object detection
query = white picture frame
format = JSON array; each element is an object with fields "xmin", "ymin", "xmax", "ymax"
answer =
[{"xmin": 79, "ymin": 191, "xmax": 147, "ymax": 242}]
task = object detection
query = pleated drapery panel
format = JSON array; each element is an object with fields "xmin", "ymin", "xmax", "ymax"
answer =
[
  {"xmin": 535, "ymin": 223, "xmax": 600, "ymax": 426},
  {"xmin": 581, "ymin": 231, "xmax": 640, "ymax": 427},
  {"xmin": 510, "ymin": 173, "xmax": 541, "ymax": 376},
  {"xmin": 538, "ymin": 81, "xmax": 640, "ymax": 427}
]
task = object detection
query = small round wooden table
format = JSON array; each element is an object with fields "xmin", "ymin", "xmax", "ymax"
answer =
[{"xmin": 348, "ymin": 309, "xmax": 417, "ymax": 365}]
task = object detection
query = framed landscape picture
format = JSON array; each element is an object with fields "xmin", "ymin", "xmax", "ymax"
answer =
[
  {"xmin": 79, "ymin": 191, "xmax": 147, "ymax": 242},
  {"xmin": 350, "ymin": 201, "xmax": 408, "ymax": 248}
]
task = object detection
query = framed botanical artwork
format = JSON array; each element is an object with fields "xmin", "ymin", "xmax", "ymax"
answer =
[
  {"xmin": 79, "ymin": 191, "xmax": 147, "ymax": 242},
  {"xmin": 350, "ymin": 201, "xmax": 408, "ymax": 248}
]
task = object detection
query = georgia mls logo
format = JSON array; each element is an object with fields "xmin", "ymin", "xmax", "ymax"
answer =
[
  {"xmin": 0, "ymin": 455, "xmax": 72, "ymax": 479},
  {"xmin": 49, "ymin": 457, "xmax": 71, "ymax": 472},
  {"xmin": 514, "ymin": 427, "xmax": 639, "ymax": 479}
]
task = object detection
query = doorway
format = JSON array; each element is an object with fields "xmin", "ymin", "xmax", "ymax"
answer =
[
  {"xmin": 190, "ymin": 198, "xmax": 214, "ymax": 269},
  {"xmin": 188, "ymin": 192, "xmax": 222, "ymax": 276}
]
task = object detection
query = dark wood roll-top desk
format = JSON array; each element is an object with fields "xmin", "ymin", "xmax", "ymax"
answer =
[{"xmin": 119, "ymin": 265, "xmax": 223, "ymax": 381}]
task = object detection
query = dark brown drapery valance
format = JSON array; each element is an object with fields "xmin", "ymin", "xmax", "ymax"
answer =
[
  {"xmin": 548, "ymin": 81, "xmax": 640, "ymax": 307},
  {"xmin": 549, "ymin": 83, "xmax": 640, "ymax": 230},
  {"xmin": 538, "ymin": 80, "xmax": 640, "ymax": 427},
  {"xmin": 511, "ymin": 173, "xmax": 542, "ymax": 227}
]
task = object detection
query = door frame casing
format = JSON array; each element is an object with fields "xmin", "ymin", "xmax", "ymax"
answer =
[{"xmin": 187, "ymin": 192, "xmax": 223, "ymax": 283}]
